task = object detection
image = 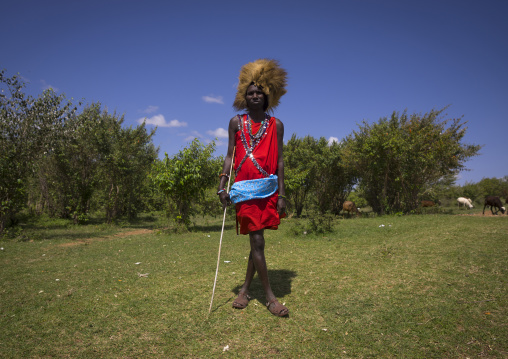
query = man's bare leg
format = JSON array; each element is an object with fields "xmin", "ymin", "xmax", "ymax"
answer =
[
  {"xmin": 238, "ymin": 252, "xmax": 256, "ymax": 294},
  {"xmin": 233, "ymin": 229, "xmax": 288, "ymax": 315},
  {"xmin": 232, "ymin": 237, "xmax": 258, "ymax": 308},
  {"xmin": 249, "ymin": 229, "xmax": 289, "ymax": 316},
  {"xmin": 248, "ymin": 229, "xmax": 276, "ymax": 302}
]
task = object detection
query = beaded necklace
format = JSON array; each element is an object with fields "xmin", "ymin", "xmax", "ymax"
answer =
[
  {"xmin": 236, "ymin": 114, "xmax": 271, "ymax": 177},
  {"xmin": 247, "ymin": 114, "xmax": 269, "ymax": 146}
]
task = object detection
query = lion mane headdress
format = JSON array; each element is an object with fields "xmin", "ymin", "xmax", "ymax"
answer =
[{"xmin": 233, "ymin": 59, "xmax": 288, "ymax": 113}]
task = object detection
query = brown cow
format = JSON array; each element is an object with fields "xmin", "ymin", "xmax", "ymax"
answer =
[
  {"xmin": 343, "ymin": 201, "xmax": 360, "ymax": 217},
  {"xmin": 421, "ymin": 200, "xmax": 436, "ymax": 207}
]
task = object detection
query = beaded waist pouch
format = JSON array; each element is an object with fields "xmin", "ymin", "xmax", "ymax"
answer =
[{"xmin": 229, "ymin": 175, "xmax": 278, "ymax": 204}]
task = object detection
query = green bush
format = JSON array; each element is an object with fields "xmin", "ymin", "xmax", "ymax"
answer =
[{"xmin": 307, "ymin": 212, "xmax": 335, "ymax": 235}]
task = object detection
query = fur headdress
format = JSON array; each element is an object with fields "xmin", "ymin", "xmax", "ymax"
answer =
[{"xmin": 233, "ymin": 59, "xmax": 288, "ymax": 113}]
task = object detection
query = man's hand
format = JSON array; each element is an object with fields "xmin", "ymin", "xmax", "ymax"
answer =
[
  {"xmin": 219, "ymin": 191, "xmax": 232, "ymax": 210},
  {"xmin": 277, "ymin": 197, "xmax": 286, "ymax": 216}
]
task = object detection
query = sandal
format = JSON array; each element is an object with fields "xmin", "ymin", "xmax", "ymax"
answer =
[
  {"xmin": 266, "ymin": 298, "xmax": 289, "ymax": 317},
  {"xmin": 232, "ymin": 292, "xmax": 251, "ymax": 309}
]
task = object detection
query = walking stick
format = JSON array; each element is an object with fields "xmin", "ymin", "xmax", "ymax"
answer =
[{"xmin": 209, "ymin": 147, "xmax": 235, "ymax": 314}]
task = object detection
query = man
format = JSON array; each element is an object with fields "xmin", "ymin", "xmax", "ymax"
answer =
[{"xmin": 217, "ymin": 59, "xmax": 289, "ymax": 317}]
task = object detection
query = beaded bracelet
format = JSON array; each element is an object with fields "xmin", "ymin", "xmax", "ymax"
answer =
[
  {"xmin": 278, "ymin": 195, "xmax": 286, "ymax": 199},
  {"xmin": 219, "ymin": 173, "xmax": 229, "ymax": 179},
  {"xmin": 217, "ymin": 189, "xmax": 226, "ymax": 195}
]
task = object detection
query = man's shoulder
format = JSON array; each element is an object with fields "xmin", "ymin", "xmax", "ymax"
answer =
[
  {"xmin": 228, "ymin": 114, "xmax": 243, "ymax": 131},
  {"xmin": 274, "ymin": 117, "xmax": 284, "ymax": 129},
  {"xmin": 229, "ymin": 114, "xmax": 241, "ymax": 124}
]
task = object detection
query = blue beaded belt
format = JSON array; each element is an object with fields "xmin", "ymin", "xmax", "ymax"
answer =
[{"xmin": 229, "ymin": 175, "xmax": 278, "ymax": 204}]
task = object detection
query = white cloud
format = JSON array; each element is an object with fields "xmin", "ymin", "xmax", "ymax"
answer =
[
  {"xmin": 202, "ymin": 95, "xmax": 224, "ymax": 104},
  {"xmin": 207, "ymin": 128, "xmax": 228, "ymax": 138},
  {"xmin": 182, "ymin": 131, "xmax": 204, "ymax": 142},
  {"xmin": 142, "ymin": 105, "xmax": 159, "ymax": 114},
  {"xmin": 328, "ymin": 137, "xmax": 339, "ymax": 146},
  {"xmin": 181, "ymin": 130, "xmax": 227, "ymax": 147},
  {"xmin": 138, "ymin": 114, "xmax": 187, "ymax": 128}
]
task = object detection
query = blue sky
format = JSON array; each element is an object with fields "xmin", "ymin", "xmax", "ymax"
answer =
[{"xmin": 3, "ymin": 0, "xmax": 507, "ymax": 185}]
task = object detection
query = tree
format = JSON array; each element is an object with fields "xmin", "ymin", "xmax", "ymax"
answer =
[
  {"xmin": 149, "ymin": 139, "xmax": 221, "ymax": 226},
  {"xmin": 30, "ymin": 103, "xmax": 158, "ymax": 223},
  {"xmin": 0, "ymin": 70, "xmax": 76, "ymax": 233},
  {"xmin": 313, "ymin": 139, "xmax": 356, "ymax": 215},
  {"xmin": 343, "ymin": 108, "xmax": 482, "ymax": 214},
  {"xmin": 284, "ymin": 134, "xmax": 356, "ymax": 216},
  {"xmin": 34, "ymin": 103, "xmax": 106, "ymax": 222},
  {"xmin": 284, "ymin": 135, "xmax": 320, "ymax": 217},
  {"xmin": 95, "ymin": 112, "xmax": 158, "ymax": 223},
  {"xmin": 421, "ymin": 173, "xmax": 457, "ymax": 203},
  {"xmin": 476, "ymin": 177, "xmax": 508, "ymax": 199}
]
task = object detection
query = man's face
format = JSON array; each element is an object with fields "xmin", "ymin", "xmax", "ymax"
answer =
[{"xmin": 245, "ymin": 84, "xmax": 266, "ymax": 110}]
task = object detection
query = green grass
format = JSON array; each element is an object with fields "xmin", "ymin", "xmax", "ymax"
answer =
[{"xmin": 1, "ymin": 212, "xmax": 507, "ymax": 358}]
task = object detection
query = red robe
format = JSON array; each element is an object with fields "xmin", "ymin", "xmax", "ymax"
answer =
[{"xmin": 234, "ymin": 115, "xmax": 281, "ymax": 234}]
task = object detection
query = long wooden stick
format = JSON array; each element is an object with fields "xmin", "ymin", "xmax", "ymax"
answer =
[{"xmin": 209, "ymin": 147, "xmax": 235, "ymax": 314}]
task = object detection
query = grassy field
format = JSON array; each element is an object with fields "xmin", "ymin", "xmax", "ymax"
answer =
[{"xmin": 0, "ymin": 210, "xmax": 507, "ymax": 358}]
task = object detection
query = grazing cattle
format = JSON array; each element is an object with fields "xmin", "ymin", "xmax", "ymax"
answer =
[
  {"xmin": 483, "ymin": 196, "xmax": 506, "ymax": 215},
  {"xmin": 343, "ymin": 201, "xmax": 360, "ymax": 217},
  {"xmin": 457, "ymin": 197, "xmax": 473, "ymax": 209},
  {"xmin": 421, "ymin": 200, "xmax": 437, "ymax": 207}
]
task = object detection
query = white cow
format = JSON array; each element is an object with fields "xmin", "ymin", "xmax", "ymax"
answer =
[{"xmin": 457, "ymin": 197, "xmax": 474, "ymax": 209}]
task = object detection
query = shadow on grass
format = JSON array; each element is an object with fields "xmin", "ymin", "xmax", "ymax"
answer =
[{"xmin": 231, "ymin": 269, "xmax": 297, "ymax": 304}]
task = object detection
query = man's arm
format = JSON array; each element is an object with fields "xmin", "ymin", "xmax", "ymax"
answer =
[{"xmin": 218, "ymin": 116, "xmax": 239, "ymax": 208}]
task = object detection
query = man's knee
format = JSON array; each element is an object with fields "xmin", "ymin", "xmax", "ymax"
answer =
[{"xmin": 250, "ymin": 230, "xmax": 265, "ymax": 252}]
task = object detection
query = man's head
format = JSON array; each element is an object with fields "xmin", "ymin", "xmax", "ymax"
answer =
[
  {"xmin": 233, "ymin": 59, "xmax": 287, "ymax": 113},
  {"xmin": 245, "ymin": 83, "xmax": 268, "ymax": 111}
]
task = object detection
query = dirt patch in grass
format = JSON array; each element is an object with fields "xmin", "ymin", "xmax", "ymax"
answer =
[{"xmin": 58, "ymin": 228, "xmax": 153, "ymax": 247}]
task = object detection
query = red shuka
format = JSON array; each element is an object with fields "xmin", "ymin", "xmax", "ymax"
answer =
[{"xmin": 234, "ymin": 115, "xmax": 281, "ymax": 235}]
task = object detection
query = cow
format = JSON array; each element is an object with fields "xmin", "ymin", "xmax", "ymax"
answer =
[
  {"xmin": 343, "ymin": 201, "xmax": 360, "ymax": 217},
  {"xmin": 483, "ymin": 196, "xmax": 506, "ymax": 215},
  {"xmin": 421, "ymin": 200, "xmax": 437, "ymax": 207},
  {"xmin": 457, "ymin": 197, "xmax": 473, "ymax": 209}
]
